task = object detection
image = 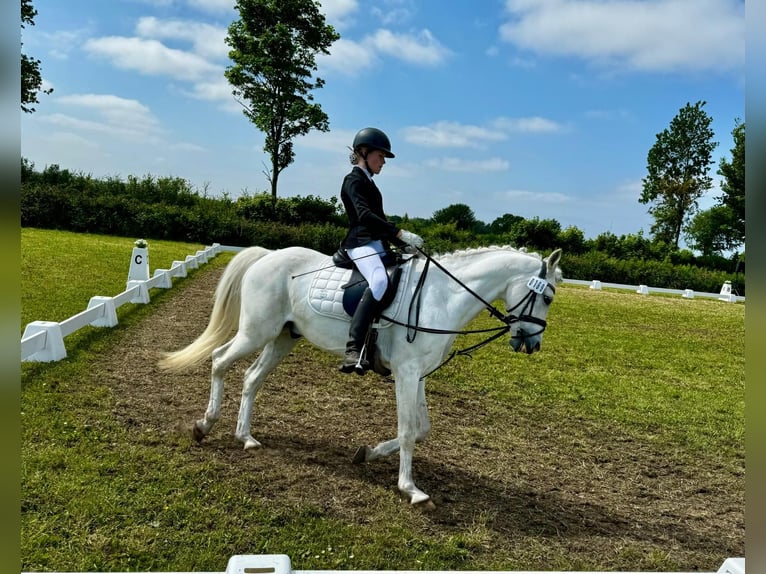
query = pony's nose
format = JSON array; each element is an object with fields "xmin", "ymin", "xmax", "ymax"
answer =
[{"xmin": 525, "ymin": 339, "xmax": 541, "ymax": 354}]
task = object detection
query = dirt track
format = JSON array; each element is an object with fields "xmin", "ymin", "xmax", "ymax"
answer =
[{"xmin": 95, "ymin": 264, "xmax": 745, "ymax": 570}]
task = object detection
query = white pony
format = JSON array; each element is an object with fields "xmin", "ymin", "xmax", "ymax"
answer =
[{"xmin": 160, "ymin": 244, "xmax": 562, "ymax": 507}]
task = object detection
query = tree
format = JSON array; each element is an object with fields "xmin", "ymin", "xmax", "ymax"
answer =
[
  {"xmin": 716, "ymin": 119, "xmax": 745, "ymax": 246},
  {"xmin": 21, "ymin": 0, "xmax": 53, "ymax": 113},
  {"xmin": 639, "ymin": 101, "xmax": 717, "ymax": 248},
  {"xmin": 508, "ymin": 217, "xmax": 561, "ymax": 250},
  {"xmin": 684, "ymin": 206, "xmax": 738, "ymax": 257},
  {"xmin": 431, "ymin": 203, "xmax": 479, "ymax": 231},
  {"xmin": 225, "ymin": 0, "xmax": 339, "ymax": 202},
  {"xmin": 489, "ymin": 213, "xmax": 524, "ymax": 234}
]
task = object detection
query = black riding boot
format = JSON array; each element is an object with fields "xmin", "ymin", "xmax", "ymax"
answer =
[{"xmin": 339, "ymin": 288, "xmax": 380, "ymax": 375}]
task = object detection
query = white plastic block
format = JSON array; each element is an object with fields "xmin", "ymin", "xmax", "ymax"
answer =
[
  {"xmin": 184, "ymin": 254, "xmax": 199, "ymax": 269},
  {"xmin": 171, "ymin": 260, "xmax": 187, "ymax": 277},
  {"xmin": 87, "ymin": 296, "xmax": 118, "ymax": 327},
  {"xmin": 22, "ymin": 321, "xmax": 67, "ymax": 362},
  {"xmin": 152, "ymin": 269, "xmax": 173, "ymax": 288},
  {"xmin": 589, "ymin": 280, "xmax": 602, "ymax": 290},
  {"xmin": 716, "ymin": 557, "xmax": 745, "ymax": 574},
  {"xmin": 682, "ymin": 289, "xmax": 695, "ymax": 299},
  {"xmin": 637, "ymin": 284, "xmax": 649, "ymax": 295},
  {"xmin": 225, "ymin": 554, "xmax": 291, "ymax": 574},
  {"xmin": 128, "ymin": 246, "xmax": 150, "ymax": 281},
  {"xmin": 126, "ymin": 280, "xmax": 151, "ymax": 304},
  {"xmin": 195, "ymin": 249, "xmax": 209, "ymax": 263},
  {"xmin": 719, "ymin": 293, "xmax": 737, "ymax": 303}
]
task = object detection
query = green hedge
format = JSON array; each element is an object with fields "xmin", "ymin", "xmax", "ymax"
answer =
[
  {"xmin": 20, "ymin": 161, "xmax": 745, "ymax": 294},
  {"xmin": 561, "ymin": 251, "xmax": 745, "ymax": 296}
]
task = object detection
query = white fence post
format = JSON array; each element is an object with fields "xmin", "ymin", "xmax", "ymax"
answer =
[
  {"xmin": 128, "ymin": 243, "xmax": 150, "ymax": 283},
  {"xmin": 21, "ymin": 321, "xmax": 67, "ymax": 362},
  {"xmin": 87, "ymin": 296, "xmax": 118, "ymax": 327}
]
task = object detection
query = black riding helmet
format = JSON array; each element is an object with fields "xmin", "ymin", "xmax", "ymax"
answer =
[{"xmin": 353, "ymin": 127, "xmax": 395, "ymax": 158}]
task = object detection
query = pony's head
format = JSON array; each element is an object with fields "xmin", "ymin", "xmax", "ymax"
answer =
[{"xmin": 504, "ymin": 248, "xmax": 562, "ymax": 354}]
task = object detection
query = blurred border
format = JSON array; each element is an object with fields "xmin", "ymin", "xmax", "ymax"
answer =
[
  {"xmin": 745, "ymin": 0, "xmax": 763, "ymax": 571},
  {"xmin": 2, "ymin": 0, "xmax": 21, "ymax": 570}
]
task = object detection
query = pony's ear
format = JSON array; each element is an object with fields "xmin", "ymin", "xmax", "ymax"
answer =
[
  {"xmin": 546, "ymin": 248, "xmax": 563, "ymax": 283},
  {"xmin": 546, "ymin": 248, "xmax": 562, "ymax": 270}
]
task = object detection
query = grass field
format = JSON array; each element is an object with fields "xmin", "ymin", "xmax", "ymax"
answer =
[{"xmin": 20, "ymin": 229, "xmax": 745, "ymax": 572}]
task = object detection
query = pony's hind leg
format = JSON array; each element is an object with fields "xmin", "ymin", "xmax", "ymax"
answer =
[
  {"xmin": 234, "ymin": 328, "xmax": 298, "ymax": 450},
  {"xmin": 194, "ymin": 332, "xmax": 262, "ymax": 441}
]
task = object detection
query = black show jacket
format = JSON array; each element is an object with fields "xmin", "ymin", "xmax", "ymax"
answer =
[{"xmin": 340, "ymin": 166, "xmax": 404, "ymax": 250}]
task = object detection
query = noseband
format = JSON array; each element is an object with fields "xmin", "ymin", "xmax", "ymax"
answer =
[{"xmin": 504, "ymin": 260, "xmax": 555, "ymax": 340}]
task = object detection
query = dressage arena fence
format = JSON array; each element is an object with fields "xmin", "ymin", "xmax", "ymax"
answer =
[
  {"xmin": 21, "ymin": 243, "xmax": 743, "ymax": 364},
  {"xmin": 20, "ymin": 241, "xmax": 238, "ymax": 363},
  {"xmin": 20, "ymin": 553, "xmax": 746, "ymax": 574}
]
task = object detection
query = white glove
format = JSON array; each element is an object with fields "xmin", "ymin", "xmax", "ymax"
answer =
[{"xmin": 399, "ymin": 229, "xmax": 423, "ymax": 249}]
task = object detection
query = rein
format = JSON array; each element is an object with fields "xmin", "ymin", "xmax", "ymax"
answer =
[{"xmin": 379, "ymin": 246, "xmax": 555, "ymax": 378}]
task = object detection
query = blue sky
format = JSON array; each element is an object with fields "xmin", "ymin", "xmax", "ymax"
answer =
[{"xmin": 20, "ymin": 0, "xmax": 745, "ymax": 243}]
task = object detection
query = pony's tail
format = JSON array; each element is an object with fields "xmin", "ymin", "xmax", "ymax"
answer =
[{"xmin": 158, "ymin": 246, "xmax": 272, "ymax": 372}]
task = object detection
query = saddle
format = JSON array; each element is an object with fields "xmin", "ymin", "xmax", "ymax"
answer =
[{"xmin": 331, "ymin": 247, "xmax": 404, "ymax": 316}]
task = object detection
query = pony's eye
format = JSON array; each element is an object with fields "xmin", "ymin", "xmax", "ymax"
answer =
[{"xmin": 543, "ymin": 295, "xmax": 553, "ymax": 305}]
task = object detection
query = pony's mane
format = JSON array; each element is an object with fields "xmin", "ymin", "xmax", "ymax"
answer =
[{"xmin": 432, "ymin": 244, "xmax": 542, "ymax": 264}]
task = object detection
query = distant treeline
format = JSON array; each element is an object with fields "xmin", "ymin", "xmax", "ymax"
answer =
[{"xmin": 21, "ymin": 160, "xmax": 744, "ymax": 296}]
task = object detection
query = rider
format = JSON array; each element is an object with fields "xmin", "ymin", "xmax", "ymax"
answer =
[{"xmin": 338, "ymin": 127, "xmax": 424, "ymax": 374}]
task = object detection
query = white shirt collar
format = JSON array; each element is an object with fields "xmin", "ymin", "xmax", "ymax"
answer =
[{"xmin": 355, "ymin": 164, "xmax": 373, "ymax": 180}]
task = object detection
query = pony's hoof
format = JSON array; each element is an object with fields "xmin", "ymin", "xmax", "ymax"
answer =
[
  {"xmin": 352, "ymin": 446, "xmax": 369, "ymax": 464},
  {"xmin": 413, "ymin": 499, "xmax": 436, "ymax": 512},
  {"xmin": 243, "ymin": 437, "xmax": 263, "ymax": 450},
  {"xmin": 191, "ymin": 422, "xmax": 206, "ymax": 443}
]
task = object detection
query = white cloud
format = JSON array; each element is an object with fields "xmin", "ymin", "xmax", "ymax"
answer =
[
  {"xmin": 492, "ymin": 116, "xmax": 564, "ymax": 133},
  {"xmin": 403, "ymin": 116, "xmax": 562, "ymax": 148},
  {"xmin": 497, "ymin": 189, "xmax": 572, "ymax": 204},
  {"xmin": 296, "ymin": 129, "xmax": 356, "ymax": 153},
  {"xmin": 318, "ymin": 0, "xmax": 359, "ymax": 29},
  {"xmin": 50, "ymin": 93, "xmax": 164, "ymax": 142},
  {"xmin": 135, "ymin": 17, "xmax": 230, "ymax": 60},
  {"xmin": 40, "ymin": 29, "xmax": 90, "ymax": 60},
  {"xmin": 424, "ymin": 157, "xmax": 510, "ymax": 172},
  {"xmin": 499, "ymin": 0, "xmax": 744, "ymax": 73},
  {"xmin": 323, "ymin": 28, "xmax": 452, "ymax": 73},
  {"xmin": 318, "ymin": 37, "xmax": 377, "ymax": 74},
  {"xmin": 186, "ymin": 0, "xmax": 237, "ymax": 14},
  {"xmin": 84, "ymin": 36, "xmax": 220, "ymax": 81},
  {"xmin": 402, "ymin": 121, "xmax": 507, "ymax": 148},
  {"xmin": 365, "ymin": 28, "xmax": 450, "ymax": 66}
]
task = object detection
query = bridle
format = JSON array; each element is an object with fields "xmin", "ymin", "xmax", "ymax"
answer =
[
  {"xmin": 504, "ymin": 261, "xmax": 556, "ymax": 340},
  {"xmin": 379, "ymin": 247, "xmax": 555, "ymax": 377}
]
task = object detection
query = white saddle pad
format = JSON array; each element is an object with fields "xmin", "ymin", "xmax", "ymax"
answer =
[{"xmin": 307, "ymin": 257, "xmax": 414, "ymax": 327}]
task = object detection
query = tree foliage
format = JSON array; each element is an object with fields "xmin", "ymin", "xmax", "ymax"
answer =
[
  {"xmin": 225, "ymin": 0, "xmax": 339, "ymax": 202},
  {"xmin": 21, "ymin": 0, "xmax": 53, "ymax": 113},
  {"xmin": 684, "ymin": 205, "xmax": 739, "ymax": 257},
  {"xmin": 431, "ymin": 203, "xmax": 478, "ymax": 231},
  {"xmin": 716, "ymin": 119, "xmax": 745, "ymax": 245},
  {"xmin": 640, "ymin": 101, "xmax": 717, "ymax": 248}
]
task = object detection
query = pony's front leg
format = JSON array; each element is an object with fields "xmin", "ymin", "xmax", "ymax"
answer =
[
  {"xmin": 356, "ymin": 377, "xmax": 430, "ymax": 463},
  {"xmin": 234, "ymin": 330, "xmax": 297, "ymax": 450},
  {"xmin": 395, "ymin": 372, "xmax": 431, "ymax": 506}
]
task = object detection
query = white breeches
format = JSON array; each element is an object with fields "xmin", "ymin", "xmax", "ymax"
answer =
[{"xmin": 347, "ymin": 241, "xmax": 389, "ymax": 301}]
